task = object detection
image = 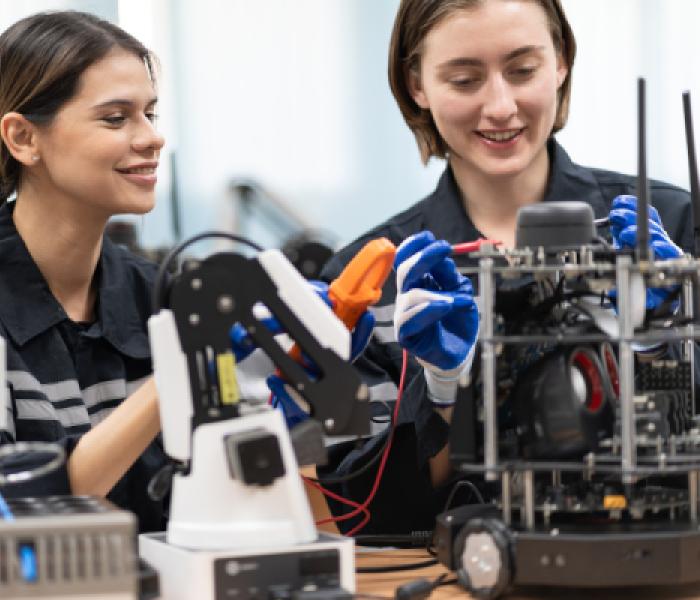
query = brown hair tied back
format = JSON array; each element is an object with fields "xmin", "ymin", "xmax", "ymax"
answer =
[
  {"xmin": 0, "ymin": 11, "xmax": 155, "ymax": 203},
  {"xmin": 388, "ymin": 0, "xmax": 576, "ymax": 164}
]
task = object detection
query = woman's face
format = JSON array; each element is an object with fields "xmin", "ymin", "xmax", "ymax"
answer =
[
  {"xmin": 34, "ymin": 48, "xmax": 164, "ymax": 218},
  {"xmin": 410, "ymin": 0, "xmax": 567, "ymax": 180}
]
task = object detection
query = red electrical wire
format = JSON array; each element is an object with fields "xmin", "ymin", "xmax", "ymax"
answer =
[
  {"xmin": 310, "ymin": 349, "xmax": 409, "ymax": 536},
  {"xmin": 297, "ymin": 240, "xmax": 490, "ymax": 535},
  {"xmin": 302, "ymin": 476, "xmax": 369, "ymax": 521}
]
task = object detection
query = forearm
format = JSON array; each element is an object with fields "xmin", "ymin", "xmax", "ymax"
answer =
[
  {"xmin": 300, "ymin": 465, "xmax": 340, "ymax": 534},
  {"xmin": 68, "ymin": 377, "xmax": 160, "ymax": 496},
  {"xmin": 428, "ymin": 404, "xmax": 453, "ymax": 488}
]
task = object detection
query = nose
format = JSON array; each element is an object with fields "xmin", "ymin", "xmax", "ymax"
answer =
[
  {"xmin": 132, "ymin": 116, "xmax": 165, "ymax": 155},
  {"xmin": 481, "ymin": 74, "xmax": 517, "ymax": 122}
]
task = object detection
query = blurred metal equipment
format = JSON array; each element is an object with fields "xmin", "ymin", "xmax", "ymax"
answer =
[
  {"xmin": 230, "ymin": 178, "xmax": 337, "ymax": 279},
  {"xmin": 0, "ymin": 495, "xmax": 145, "ymax": 599}
]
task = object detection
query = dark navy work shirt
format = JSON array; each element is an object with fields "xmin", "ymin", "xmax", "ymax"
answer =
[
  {"xmin": 0, "ymin": 200, "xmax": 168, "ymax": 532},
  {"xmin": 320, "ymin": 139, "xmax": 694, "ymax": 535}
]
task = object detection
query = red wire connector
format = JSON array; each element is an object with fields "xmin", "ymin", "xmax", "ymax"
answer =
[{"xmin": 451, "ymin": 238, "xmax": 502, "ymax": 255}]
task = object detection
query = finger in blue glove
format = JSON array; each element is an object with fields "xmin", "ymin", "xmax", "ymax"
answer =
[
  {"xmin": 607, "ymin": 194, "xmax": 682, "ymax": 313},
  {"xmin": 608, "ymin": 195, "xmax": 682, "ymax": 259},
  {"xmin": 394, "ymin": 231, "xmax": 479, "ymax": 372},
  {"xmin": 267, "ymin": 373, "xmax": 309, "ymax": 428},
  {"xmin": 230, "ymin": 310, "xmax": 285, "ymax": 362},
  {"xmin": 229, "ymin": 280, "xmax": 375, "ymax": 363}
]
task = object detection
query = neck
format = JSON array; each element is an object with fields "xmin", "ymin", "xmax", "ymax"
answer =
[
  {"xmin": 450, "ymin": 145, "xmax": 551, "ymax": 249},
  {"xmin": 13, "ymin": 183, "xmax": 107, "ymax": 322}
]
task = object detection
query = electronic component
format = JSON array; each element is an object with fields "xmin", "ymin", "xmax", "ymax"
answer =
[
  {"xmin": 440, "ymin": 81, "xmax": 700, "ymax": 598},
  {"xmin": 0, "ymin": 495, "xmax": 144, "ymax": 599},
  {"xmin": 139, "ymin": 531, "xmax": 353, "ymax": 600}
]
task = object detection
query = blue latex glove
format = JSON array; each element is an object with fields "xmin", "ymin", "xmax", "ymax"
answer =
[
  {"xmin": 266, "ymin": 374, "xmax": 310, "ymax": 429},
  {"xmin": 229, "ymin": 280, "xmax": 376, "ymax": 427},
  {"xmin": 609, "ymin": 195, "xmax": 683, "ymax": 312},
  {"xmin": 230, "ymin": 280, "xmax": 375, "ymax": 363},
  {"xmin": 393, "ymin": 231, "xmax": 479, "ymax": 404}
]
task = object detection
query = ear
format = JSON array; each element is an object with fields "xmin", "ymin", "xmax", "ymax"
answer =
[
  {"xmin": 0, "ymin": 112, "xmax": 41, "ymax": 167},
  {"xmin": 407, "ymin": 65, "xmax": 430, "ymax": 110},
  {"xmin": 555, "ymin": 51, "xmax": 568, "ymax": 89}
]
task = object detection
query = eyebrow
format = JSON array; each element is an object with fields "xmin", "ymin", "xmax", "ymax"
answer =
[
  {"xmin": 92, "ymin": 97, "xmax": 158, "ymax": 110},
  {"xmin": 438, "ymin": 45, "xmax": 546, "ymax": 70}
]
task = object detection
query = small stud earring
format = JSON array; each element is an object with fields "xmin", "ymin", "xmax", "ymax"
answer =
[{"xmin": 31, "ymin": 155, "xmax": 39, "ymax": 162}]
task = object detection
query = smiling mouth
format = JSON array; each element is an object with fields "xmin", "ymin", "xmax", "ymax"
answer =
[
  {"xmin": 116, "ymin": 166, "xmax": 157, "ymax": 175},
  {"xmin": 477, "ymin": 129, "xmax": 524, "ymax": 142}
]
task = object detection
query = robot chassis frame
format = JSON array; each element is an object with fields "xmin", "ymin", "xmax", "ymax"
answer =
[{"xmin": 436, "ymin": 245, "xmax": 700, "ymax": 599}]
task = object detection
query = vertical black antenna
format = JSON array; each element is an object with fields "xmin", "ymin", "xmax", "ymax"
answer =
[
  {"xmin": 637, "ymin": 78, "xmax": 651, "ymax": 261},
  {"xmin": 683, "ymin": 91, "xmax": 700, "ymax": 257}
]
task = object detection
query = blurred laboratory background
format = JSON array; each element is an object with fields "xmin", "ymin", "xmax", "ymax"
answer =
[{"xmin": 2, "ymin": 0, "xmax": 700, "ymax": 269}]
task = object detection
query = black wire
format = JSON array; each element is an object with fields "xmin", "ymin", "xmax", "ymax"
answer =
[
  {"xmin": 306, "ymin": 408, "xmax": 395, "ymax": 486},
  {"xmin": 644, "ymin": 284, "xmax": 683, "ymax": 326},
  {"xmin": 151, "ymin": 230, "xmax": 264, "ymax": 314},
  {"xmin": 442, "ymin": 479, "xmax": 486, "ymax": 512},
  {"xmin": 355, "ymin": 558, "xmax": 438, "ymax": 574},
  {"xmin": 354, "ymin": 531, "xmax": 434, "ymax": 548}
]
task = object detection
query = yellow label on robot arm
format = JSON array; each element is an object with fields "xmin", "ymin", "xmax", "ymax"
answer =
[{"xmin": 217, "ymin": 351, "xmax": 240, "ymax": 404}]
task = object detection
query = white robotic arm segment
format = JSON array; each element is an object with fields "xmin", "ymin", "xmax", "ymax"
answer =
[
  {"xmin": 148, "ymin": 310, "xmax": 194, "ymax": 462},
  {"xmin": 257, "ymin": 249, "xmax": 350, "ymax": 360}
]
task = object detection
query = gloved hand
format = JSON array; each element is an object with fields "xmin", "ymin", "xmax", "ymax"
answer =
[
  {"xmin": 230, "ymin": 280, "xmax": 376, "ymax": 427},
  {"xmin": 393, "ymin": 231, "xmax": 479, "ymax": 405},
  {"xmin": 609, "ymin": 194, "xmax": 683, "ymax": 312}
]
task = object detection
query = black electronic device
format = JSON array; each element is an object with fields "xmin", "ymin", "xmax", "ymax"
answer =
[{"xmin": 439, "ymin": 80, "xmax": 700, "ymax": 598}]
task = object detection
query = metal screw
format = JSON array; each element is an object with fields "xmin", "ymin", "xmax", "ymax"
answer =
[
  {"xmin": 325, "ymin": 418, "xmax": 335, "ymax": 431},
  {"xmin": 555, "ymin": 555, "xmax": 566, "ymax": 567},
  {"xmin": 189, "ymin": 313, "xmax": 200, "ymax": 326},
  {"xmin": 218, "ymin": 295, "xmax": 234, "ymax": 313},
  {"xmin": 191, "ymin": 278, "xmax": 202, "ymax": 290}
]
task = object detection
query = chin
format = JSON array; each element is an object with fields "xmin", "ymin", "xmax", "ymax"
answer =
[
  {"xmin": 123, "ymin": 196, "xmax": 156, "ymax": 215},
  {"xmin": 477, "ymin": 158, "xmax": 531, "ymax": 179}
]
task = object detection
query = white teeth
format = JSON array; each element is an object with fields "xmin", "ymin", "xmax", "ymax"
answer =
[
  {"xmin": 480, "ymin": 130, "xmax": 521, "ymax": 142},
  {"xmin": 121, "ymin": 167, "xmax": 155, "ymax": 174}
]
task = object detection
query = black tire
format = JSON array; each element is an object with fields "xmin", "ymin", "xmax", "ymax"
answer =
[{"xmin": 453, "ymin": 517, "xmax": 513, "ymax": 599}]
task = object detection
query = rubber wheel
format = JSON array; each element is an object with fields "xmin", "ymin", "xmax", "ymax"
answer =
[{"xmin": 453, "ymin": 517, "xmax": 513, "ymax": 599}]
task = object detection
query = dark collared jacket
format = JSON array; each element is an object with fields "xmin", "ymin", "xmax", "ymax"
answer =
[
  {"xmin": 320, "ymin": 139, "xmax": 694, "ymax": 535},
  {"xmin": 0, "ymin": 201, "xmax": 168, "ymax": 533}
]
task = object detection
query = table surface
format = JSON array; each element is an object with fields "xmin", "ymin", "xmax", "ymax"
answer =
[{"xmin": 355, "ymin": 548, "xmax": 700, "ymax": 599}]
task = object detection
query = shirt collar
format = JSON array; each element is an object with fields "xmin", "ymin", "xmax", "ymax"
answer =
[
  {"xmin": 423, "ymin": 164, "xmax": 481, "ymax": 245},
  {"xmin": 0, "ymin": 202, "xmax": 150, "ymax": 359},
  {"xmin": 95, "ymin": 236, "xmax": 151, "ymax": 359},
  {"xmin": 543, "ymin": 138, "xmax": 609, "ymax": 218}
]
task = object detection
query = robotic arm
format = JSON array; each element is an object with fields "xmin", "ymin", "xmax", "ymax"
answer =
[{"xmin": 147, "ymin": 239, "xmax": 385, "ymax": 551}]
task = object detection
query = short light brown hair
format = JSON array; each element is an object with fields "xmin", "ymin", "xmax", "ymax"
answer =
[
  {"xmin": 388, "ymin": 0, "xmax": 576, "ymax": 164},
  {"xmin": 0, "ymin": 11, "xmax": 156, "ymax": 202}
]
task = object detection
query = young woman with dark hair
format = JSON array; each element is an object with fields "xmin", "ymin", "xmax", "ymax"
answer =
[{"xmin": 0, "ymin": 10, "xmax": 166, "ymax": 532}]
